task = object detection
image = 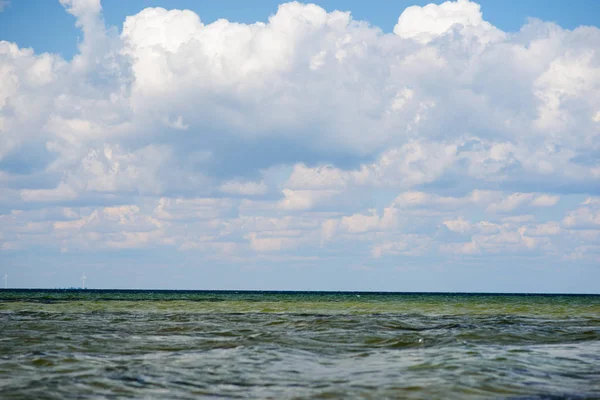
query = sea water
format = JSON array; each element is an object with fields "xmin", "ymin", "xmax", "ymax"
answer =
[{"xmin": 1, "ymin": 290, "xmax": 599, "ymax": 399}]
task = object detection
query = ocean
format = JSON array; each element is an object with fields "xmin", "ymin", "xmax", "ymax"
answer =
[{"xmin": 1, "ymin": 290, "xmax": 599, "ymax": 399}]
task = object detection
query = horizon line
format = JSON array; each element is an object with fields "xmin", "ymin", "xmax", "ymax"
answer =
[{"xmin": 0, "ymin": 288, "xmax": 599, "ymax": 296}]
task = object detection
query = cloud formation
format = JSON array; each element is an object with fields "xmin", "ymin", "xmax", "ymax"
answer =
[{"xmin": 1, "ymin": 0, "xmax": 599, "ymax": 286}]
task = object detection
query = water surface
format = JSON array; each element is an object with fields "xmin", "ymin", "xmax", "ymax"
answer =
[{"xmin": 1, "ymin": 290, "xmax": 599, "ymax": 399}]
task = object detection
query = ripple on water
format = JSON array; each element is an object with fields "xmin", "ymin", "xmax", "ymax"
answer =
[{"xmin": 1, "ymin": 291, "xmax": 599, "ymax": 399}]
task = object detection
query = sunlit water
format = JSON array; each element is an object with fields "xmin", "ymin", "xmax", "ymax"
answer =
[{"xmin": 1, "ymin": 290, "xmax": 599, "ymax": 399}]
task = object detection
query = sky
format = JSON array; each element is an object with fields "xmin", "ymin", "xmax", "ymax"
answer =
[{"xmin": 0, "ymin": 0, "xmax": 599, "ymax": 292}]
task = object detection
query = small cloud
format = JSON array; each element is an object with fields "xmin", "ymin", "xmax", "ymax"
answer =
[
  {"xmin": 562, "ymin": 197, "xmax": 600, "ymax": 229},
  {"xmin": 320, "ymin": 219, "xmax": 338, "ymax": 245},
  {"xmin": 371, "ymin": 241, "xmax": 407, "ymax": 258},
  {"xmin": 219, "ymin": 180, "xmax": 268, "ymax": 196},
  {"xmin": 393, "ymin": 0, "xmax": 504, "ymax": 44},
  {"xmin": 277, "ymin": 189, "xmax": 339, "ymax": 211},
  {"xmin": 309, "ymin": 50, "xmax": 327, "ymax": 70},
  {"xmin": 487, "ymin": 193, "xmax": 559, "ymax": 213},
  {"xmin": 501, "ymin": 215, "xmax": 535, "ymax": 224},
  {"xmin": 162, "ymin": 116, "xmax": 189, "ymax": 131},
  {"xmin": 440, "ymin": 241, "xmax": 479, "ymax": 255},
  {"xmin": 245, "ymin": 233, "xmax": 296, "ymax": 253},
  {"xmin": 531, "ymin": 194, "xmax": 559, "ymax": 207},
  {"xmin": 389, "ymin": 88, "xmax": 414, "ymax": 112},
  {"xmin": 443, "ymin": 218, "xmax": 471, "ymax": 233},
  {"xmin": 341, "ymin": 210, "xmax": 380, "ymax": 234},
  {"xmin": 21, "ymin": 183, "xmax": 78, "ymax": 202},
  {"xmin": 0, "ymin": 1, "xmax": 10, "ymax": 12},
  {"xmin": 487, "ymin": 193, "xmax": 534, "ymax": 213},
  {"xmin": 525, "ymin": 222, "xmax": 561, "ymax": 237}
]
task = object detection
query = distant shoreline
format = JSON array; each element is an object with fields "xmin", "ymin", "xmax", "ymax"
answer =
[{"xmin": 0, "ymin": 288, "xmax": 598, "ymax": 296}]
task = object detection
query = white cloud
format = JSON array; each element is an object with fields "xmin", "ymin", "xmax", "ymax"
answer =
[
  {"xmin": 394, "ymin": 0, "xmax": 504, "ymax": 44},
  {"xmin": 372, "ymin": 240, "xmax": 407, "ymax": 258},
  {"xmin": 563, "ymin": 197, "xmax": 600, "ymax": 229},
  {"xmin": 245, "ymin": 232, "xmax": 301, "ymax": 253},
  {"xmin": 525, "ymin": 222, "xmax": 561, "ymax": 236},
  {"xmin": 220, "ymin": 180, "xmax": 268, "ymax": 196},
  {"xmin": 531, "ymin": 194, "xmax": 560, "ymax": 207},
  {"xmin": 277, "ymin": 188, "xmax": 340, "ymax": 211},
  {"xmin": 341, "ymin": 210, "xmax": 382, "ymax": 234},
  {"xmin": 0, "ymin": 0, "xmax": 599, "ymax": 274},
  {"xmin": 371, "ymin": 234, "xmax": 432, "ymax": 258},
  {"xmin": 440, "ymin": 240, "xmax": 479, "ymax": 255},
  {"xmin": 443, "ymin": 218, "xmax": 471, "ymax": 233},
  {"xmin": 487, "ymin": 193, "xmax": 535, "ymax": 213},
  {"xmin": 19, "ymin": 144, "xmax": 176, "ymax": 202},
  {"xmin": 534, "ymin": 50, "xmax": 600, "ymax": 134},
  {"xmin": 487, "ymin": 192, "xmax": 560, "ymax": 213},
  {"xmin": 162, "ymin": 115, "xmax": 189, "ymax": 130},
  {"xmin": 286, "ymin": 164, "xmax": 349, "ymax": 190},
  {"xmin": 393, "ymin": 191, "xmax": 473, "ymax": 209},
  {"xmin": 21, "ymin": 183, "xmax": 78, "ymax": 203},
  {"xmin": 320, "ymin": 219, "xmax": 338, "ymax": 244}
]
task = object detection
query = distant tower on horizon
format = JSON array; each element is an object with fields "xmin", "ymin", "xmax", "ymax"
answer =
[
  {"xmin": 81, "ymin": 273, "xmax": 87, "ymax": 290},
  {"xmin": 3, "ymin": 273, "xmax": 7, "ymax": 289}
]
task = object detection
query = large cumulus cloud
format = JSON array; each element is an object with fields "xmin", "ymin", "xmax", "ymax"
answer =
[{"xmin": 1, "ymin": 0, "xmax": 599, "ymax": 273}]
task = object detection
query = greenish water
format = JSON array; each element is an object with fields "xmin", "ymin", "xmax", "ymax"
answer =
[{"xmin": 1, "ymin": 290, "xmax": 599, "ymax": 399}]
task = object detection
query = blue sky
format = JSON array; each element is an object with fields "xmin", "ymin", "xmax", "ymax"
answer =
[{"xmin": 0, "ymin": 0, "xmax": 599, "ymax": 292}]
